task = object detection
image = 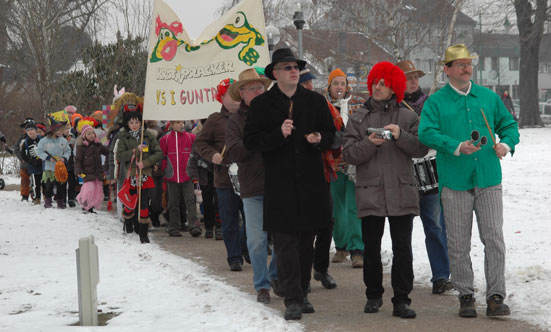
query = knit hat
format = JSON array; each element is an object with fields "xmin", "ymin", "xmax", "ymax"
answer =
[
  {"xmin": 36, "ymin": 123, "xmax": 46, "ymax": 132},
  {"xmin": 328, "ymin": 68, "xmax": 347, "ymax": 86},
  {"xmin": 299, "ymin": 69, "xmax": 316, "ymax": 84},
  {"xmin": 64, "ymin": 105, "xmax": 77, "ymax": 115},
  {"xmin": 80, "ymin": 124, "xmax": 95, "ymax": 137},
  {"xmin": 215, "ymin": 78, "xmax": 235, "ymax": 104},
  {"xmin": 367, "ymin": 61, "xmax": 407, "ymax": 103}
]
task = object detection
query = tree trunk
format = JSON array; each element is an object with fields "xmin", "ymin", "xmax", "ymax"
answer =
[{"xmin": 514, "ymin": 0, "xmax": 546, "ymax": 127}]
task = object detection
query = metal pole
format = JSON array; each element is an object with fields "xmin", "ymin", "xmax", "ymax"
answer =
[
  {"xmin": 297, "ymin": 28, "xmax": 303, "ymax": 59},
  {"xmin": 479, "ymin": 12, "xmax": 483, "ymax": 85}
]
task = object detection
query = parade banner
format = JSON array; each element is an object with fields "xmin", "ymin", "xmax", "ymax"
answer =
[{"xmin": 143, "ymin": 0, "xmax": 269, "ymax": 121}]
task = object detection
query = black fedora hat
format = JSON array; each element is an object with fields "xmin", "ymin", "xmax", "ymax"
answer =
[{"xmin": 265, "ymin": 48, "xmax": 307, "ymax": 80}]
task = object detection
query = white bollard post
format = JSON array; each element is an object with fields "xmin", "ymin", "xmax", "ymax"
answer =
[{"xmin": 76, "ymin": 235, "xmax": 99, "ymax": 326}]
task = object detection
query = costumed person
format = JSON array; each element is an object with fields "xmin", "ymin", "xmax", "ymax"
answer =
[
  {"xmin": 419, "ymin": 44, "xmax": 519, "ymax": 318},
  {"xmin": 36, "ymin": 117, "xmax": 71, "ymax": 209},
  {"xmin": 342, "ymin": 61, "xmax": 428, "ymax": 319},
  {"xmin": 195, "ymin": 78, "xmax": 247, "ymax": 271},
  {"xmin": 36, "ymin": 123, "xmax": 47, "ymax": 137},
  {"xmin": 15, "ymin": 118, "xmax": 36, "ymax": 201},
  {"xmin": 225, "ymin": 68, "xmax": 281, "ymax": 304},
  {"xmin": 243, "ymin": 48, "xmax": 336, "ymax": 320},
  {"xmin": 501, "ymin": 90, "xmax": 517, "ymax": 121},
  {"xmin": 160, "ymin": 121, "xmax": 202, "ymax": 237},
  {"xmin": 75, "ymin": 124, "xmax": 109, "ymax": 213},
  {"xmin": 324, "ymin": 68, "xmax": 366, "ymax": 268},
  {"xmin": 62, "ymin": 120, "xmax": 78, "ymax": 207},
  {"xmin": 299, "ymin": 68, "xmax": 338, "ymax": 290},
  {"xmin": 20, "ymin": 121, "xmax": 43, "ymax": 205},
  {"xmin": 396, "ymin": 59, "xmax": 452, "ymax": 295},
  {"xmin": 115, "ymin": 104, "xmax": 162, "ymax": 243}
]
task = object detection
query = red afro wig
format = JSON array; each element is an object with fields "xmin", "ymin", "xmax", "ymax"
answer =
[
  {"xmin": 215, "ymin": 78, "xmax": 235, "ymax": 103},
  {"xmin": 367, "ymin": 61, "xmax": 407, "ymax": 103}
]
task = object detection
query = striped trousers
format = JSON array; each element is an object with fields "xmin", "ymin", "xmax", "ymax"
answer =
[{"xmin": 440, "ymin": 185, "xmax": 506, "ymax": 299}]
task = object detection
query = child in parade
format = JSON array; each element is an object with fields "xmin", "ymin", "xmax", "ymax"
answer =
[
  {"xmin": 75, "ymin": 125, "xmax": 109, "ymax": 213},
  {"xmin": 36, "ymin": 118, "xmax": 71, "ymax": 209},
  {"xmin": 115, "ymin": 104, "xmax": 162, "ymax": 243},
  {"xmin": 15, "ymin": 118, "xmax": 35, "ymax": 201},
  {"xmin": 160, "ymin": 121, "xmax": 202, "ymax": 237},
  {"xmin": 20, "ymin": 122, "xmax": 43, "ymax": 204}
]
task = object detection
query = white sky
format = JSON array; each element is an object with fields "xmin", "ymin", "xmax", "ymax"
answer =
[{"xmin": 165, "ymin": 0, "xmax": 227, "ymax": 39}]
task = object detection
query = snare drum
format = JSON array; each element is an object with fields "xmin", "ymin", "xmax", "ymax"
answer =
[
  {"xmin": 412, "ymin": 156, "xmax": 438, "ymax": 192},
  {"xmin": 228, "ymin": 163, "xmax": 240, "ymax": 196}
]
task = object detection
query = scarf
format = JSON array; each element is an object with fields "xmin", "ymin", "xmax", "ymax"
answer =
[
  {"xmin": 129, "ymin": 128, "xmax": 141, "ymax": 141},
  {"xmin": 322, "ymin": 102, "xmax": 344, "ymax": 183}
]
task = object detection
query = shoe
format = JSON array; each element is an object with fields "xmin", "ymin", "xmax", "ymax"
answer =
[
  {"xmin": 123, "ymin": 211, "xmax": 135, "ymax": 233},
  {"xmin": 393, "ymin": 303, "xmax": 416, "ymax": 319},
  {"xmin": 88, "ymin": 208, "xmax": 97, "ymax": 214},
  {"xmin": 364, "ymin": 299, "xmax": 383, "ymax": 313},
  {"xmin": 150, "ymin": 214, "xmax": 160, "ymax": 227},
  {"xmin": 189, "ymin": 226, "xmax": 202, "ymax": 237},
  {"xmin": 257, "ymin": 289, "xmax": 270, "ymax": 304},
  {"xmin": 57, "ymin": 200, "xmax": 66, "ymax": 209},
  {"xmin": 68, "ymin": 200, "xmax": 76, "ymax": 208},
  {"xmin": 21, "ymin": 195, "xmax": 29, "ymax": 201},
  {"xmin": 284, "ymin": 303, "xmax": 302, "ymax": 320},
  {"xmin": 351, "ymin": 255, "xmax": 363, "ymax": 268},
  {"xmin": 44, "ymin": 198, "xmax": 53, "ymax": 208},
  {"xmin": 168, "ymin": 229, "xmax": 182, "ymax": 237},
  {"xmin": 32, "ymin": 198, "xmax": 41, "ymax": 205},
  {"xmin": 332, "ymin": 249, "xmax": 348, "ymax": 263},
  {"xmin": 215, "ymin": 227, "xmax": 223, "ymax": 240},
  {"xmin": 486, "ymin": 294, "xmax": 511, "ymax": 317},
  {"xmin": 313, "ymin": 270, "xmax": 337, "ymax": 289},
  {"xmin": 459, "ymin": 294, "xmax": 477, "ymax": 318},
  {"xmin": 229, "ymin": 261, "xmax": 242, "ymax": 271},
  {"xmin": 271, "ymin": 279, "xmax": 284, "ymax": 297},
  {"xmin": 432, "ymin": 278, "xmax": 453, "ymax": 294},
  {"xmin": 205, "ymin": 228, "xmax": 214, "ymax": 239},
  {"xmin": 103, "ymin": 195, "xmax": 109, "ymax": 202},
  {"xmin": 243, "ymin": 249, "xmax": 251, "ymax": 264},
  {"xmin": 138, "ymin": 219, "xmax": 150, "ymax": 243},
  {"xmin": 302, "ymin": 295, "xmax": 315, "ymax": 313}
]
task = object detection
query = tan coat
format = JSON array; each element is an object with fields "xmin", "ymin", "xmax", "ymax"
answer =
[{"xmin": 342, "ymin": 97, "xmax": 428, "ymax": 218}]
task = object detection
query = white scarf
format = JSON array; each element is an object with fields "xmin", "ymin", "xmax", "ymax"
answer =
[{"xmin": 335, "ymin": 95, "xmax": 352, "ymax": 126}]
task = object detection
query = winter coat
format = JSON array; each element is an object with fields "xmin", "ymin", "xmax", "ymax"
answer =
[
  {"xmin": 159, "ymin": 130, "xmax": 195, "ymax": 183},
  {"xmin": 115, "ymin": 128, "xmax": 163, "ymax": 178},
  {"xmin": 225, "ymin": 102, "xmax": 264, "ymax": 198},
  {"xmin": 21, "ymin": 135, "xmax": 43, "ymax": 174},
  {"xmin": 402, "ymin": 89, "xmax": 428, "ymax": 117},
  {"xmin": 187, "ymin": 143, "xmax": 213, "ymax": 186},
  {"xmin": 342, "ymin": 97, "xmax": 428, "ymax": 218},
  {"xmin": 14, "ymin": 134, "xmax": 29, "ymax": 168},
  {"xmin": 194, "ymin": 107, "xmax": 234, "ymax": 189},
  {"xmin": 36, "ymin": 135, "xmax": 71, "ymax": 172},
  {"xmin": 501, "ymin": 94, "xmax": 516, "ymax": 116},
  {"xmin": 106, "ymin": 127, "xmax": 121, "ymax": 181},
  {"xmin": 419, "ymin": 82, "xmax": 519, "ymax": 191},
  {"xmin": 244, "ymin": 83, "xmax": 336, "ymax": 232},
  {"xmin": 65, "ymin": 134, "xmax": 76, "ymax": 172},
  {"xmin": 74, "ymin": 136, "xmax": 109, "ymax": 182}
]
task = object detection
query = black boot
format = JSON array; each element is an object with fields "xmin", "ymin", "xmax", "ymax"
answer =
[
  {"xmin": 123, "ymin": 211, "xmax": 135, "ymax": 233},
  {"xmin": 139, "ymin": 218, "xmax": 150, "ymax": 244}
]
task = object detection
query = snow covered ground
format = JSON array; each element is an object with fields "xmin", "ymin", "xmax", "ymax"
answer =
[{"xmin": 1, "ymin": 127, "xmax": 550, "ymax": 331}]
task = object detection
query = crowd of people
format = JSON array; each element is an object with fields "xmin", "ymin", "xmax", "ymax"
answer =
[{"xmin": 8, "ymin": 43, "xmax": 520, "ymax": 322}]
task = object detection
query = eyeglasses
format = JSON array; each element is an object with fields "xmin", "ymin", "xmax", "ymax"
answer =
[
  {"xmin": 240, "ymin": 85, "xmax": 265, "ymax": 93},
  {"xmin": 453, "ymin": 63, "xmax": 473, "ymax": 70},
  {"xmin": 275, "ymin": 65, "xmax": 299, "ymax": 71}
]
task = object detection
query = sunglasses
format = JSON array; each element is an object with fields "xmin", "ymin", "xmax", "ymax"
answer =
[
  {"xmin": 470, "ymin": 130, "xmax": 488, "ymax": 146},
  {"xmin": 275, "ymin": 65, "xmax": 300, "ymax": 71}
]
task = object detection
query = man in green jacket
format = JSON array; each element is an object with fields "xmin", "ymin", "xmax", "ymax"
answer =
[{"xmin": 418, "ymin": 44, "xmax": 519, "ymax": 318}]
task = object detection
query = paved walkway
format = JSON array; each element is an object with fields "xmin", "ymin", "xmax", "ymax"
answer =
[{"xmin": 151, "ymin": 227, "xmax": 547, "ymax": 332}]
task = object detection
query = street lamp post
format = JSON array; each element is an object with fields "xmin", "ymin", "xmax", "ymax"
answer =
[
  {"xmin": 285, "ymin": 0, "xmax": 313, "ymax": 59},
  {"xmin": 265, "ymin": 25, "xmax": 280, "ymax": 59}
]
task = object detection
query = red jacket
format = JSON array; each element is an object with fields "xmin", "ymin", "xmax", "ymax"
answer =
[{"xmin": 160, "ymin": 130, "xmax": 195, "ymax": 183}]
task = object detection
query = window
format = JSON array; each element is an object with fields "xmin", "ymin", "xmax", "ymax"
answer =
[
  {"xmin": 509, "ymin": 57, "xmax": 519, "ymax": 71},
  {"xmin": 479, "ymin": 56, "xmax": 485, "ymax": 71},
  {"xmin": 428, "ymin": 59, "xmax": 434, "ymax": 73},
  {"xmin": 546, "ymin": 63, "xmax": 551, "ymax": 73},
  {"xmin": 491, "ymin": 57, "xmax": 499, "ymax": 71}
]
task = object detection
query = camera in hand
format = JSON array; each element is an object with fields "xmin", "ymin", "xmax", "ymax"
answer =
[{"xmin": 367, "ymin": 128, "xmax": 393, "ymax": 140}]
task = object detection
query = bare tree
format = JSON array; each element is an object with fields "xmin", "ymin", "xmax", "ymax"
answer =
[
  {"xmin": 514, "ymin": 0, "xmax": 549, "ymax": 127},
  {"xmin": 4, "ymin": 0, "xmax": 108, "ymax": 117}
]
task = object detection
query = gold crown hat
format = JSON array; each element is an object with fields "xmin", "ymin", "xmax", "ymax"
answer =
[
  {"xmin": 396, "ymin": 60, "xmax": 425, "ymax": 78},
  {"xmin": 229, "ymin": 68, "xmax": 272, "ymax": 101},
  {"xmin": 440, "ymin": 44, "xmax": 478, "ymax": 65}
]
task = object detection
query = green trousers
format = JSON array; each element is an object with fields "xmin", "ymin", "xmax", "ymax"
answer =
[{"xmin": 330, "ymin": 171, "xmax": 364, "ymax": 252}]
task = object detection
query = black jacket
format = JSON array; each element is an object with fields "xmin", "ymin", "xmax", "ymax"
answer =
[{"xmin": 244, "ymin": 84, "xmax": 336, "ymax": 232}]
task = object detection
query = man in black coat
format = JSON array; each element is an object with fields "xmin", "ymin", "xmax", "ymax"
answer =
[{"xmin": 244, "ymin": 48, "xmax": 336, "ymax": 321}]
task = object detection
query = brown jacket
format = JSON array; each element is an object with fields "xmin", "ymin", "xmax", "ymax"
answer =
[
  {"xmin": 194, "ymin": 107, "xmax": 233, "ymax": 188},
  {"xmin": 342, "ymin": 97, "xmax": 428, "ymax": 218},
  {"xmin": 225, "ymin": 103, "xmax": 264, "ymax": 198},
  {"xmin": 74, "ymin": 135, "xmax": 109, "ymax": 182}
]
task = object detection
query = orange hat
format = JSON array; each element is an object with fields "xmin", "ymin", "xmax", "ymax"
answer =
[
  {"xmin": 328, "ymin": 68, "xmax": 347, "ymax": 86},
  {"xmin": 71, "ymin": 113, "xmax": 83, "ymax": 128}
]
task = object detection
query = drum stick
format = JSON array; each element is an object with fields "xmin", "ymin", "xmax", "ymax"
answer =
[
  {"xmin": 402, "ymin": 101, "xmax": 416, "ymax": 113},
  {"xmin": 220, "ymin": 145, "xmax": 227, "ymax": 158},
  {"xmin": 288, "ymin": 101, "xmax": 293, "ymax": 120},
  {"xmin": 480, "ymin": 108, "xmax": 497, "ymax": 145}
]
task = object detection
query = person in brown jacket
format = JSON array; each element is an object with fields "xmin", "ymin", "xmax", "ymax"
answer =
[
  {"xmin": 194, "ymin": 78, "xmax": 246, "ymax": 271},
  {"xmin": 225, "ymin": 68, "xmax": 279, "ymax": 304},
  {"xmin": 342, "ymin": 61, "xmax": 428, "ymax": 319}
]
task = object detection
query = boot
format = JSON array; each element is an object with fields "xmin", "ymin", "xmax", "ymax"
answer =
[
  {"xmin": 204, "ymin": 228, "xmax": 214, "ymax": 239},
  {"xmin": 150, "ymin": 213, "xmax": 160, "ymax": 227},
  {"xmin": 215, "ymin": 226, "xmax": 223, "ymax": 240},
  {"xmin": 139, "ymin": 218, "xmax": 150, "ymax": 244},
  {"xmin": 21, "ymin": 195, "xmax": 29, "ymax": 201},
  {"xmin": 57, "ymin": 199, "xmax": 66, "ymax": 209},
  {"xmin": 123, "ymin": 210, "xmax": 135, "ymax": 233},
  {"xmin": 44, "ymin": 197, "xmax": 53, "ymax": 208},
  {"xmin": 32, "ymin": 197, "xmax": 41, "ymax": 205}
]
